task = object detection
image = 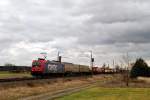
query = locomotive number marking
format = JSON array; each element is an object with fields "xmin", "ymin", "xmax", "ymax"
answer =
[{"xmin": 48, "ymin": 64, "xmax": 57, "ymax": 72}]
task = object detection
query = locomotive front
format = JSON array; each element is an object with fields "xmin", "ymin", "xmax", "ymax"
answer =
[{"xmin": 31, "ymin": 58, "xmax": 46, "ymax": 76}]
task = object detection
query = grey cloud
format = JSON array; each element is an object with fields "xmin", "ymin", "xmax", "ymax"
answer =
[
  {"xmin": 0, "ymin": 0, "xmax": 150, "ymax": 66},
  {"xmin": 74, "ymin": 0, "xmax": 150, "ymax": 45}
]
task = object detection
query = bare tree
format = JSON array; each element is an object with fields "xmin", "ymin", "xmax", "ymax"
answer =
[{"xmin": 121, "ymin": 53, "xmax": 130, "ymax": 87}]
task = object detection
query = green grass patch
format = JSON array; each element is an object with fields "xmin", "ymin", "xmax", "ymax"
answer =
[
  {"xmin": 0, "ymin": 71, "xmax": 32, "ymax": 78},
  {"xmin": 55, "ymin": 87, "xmax": 150, "ymax": 100}
]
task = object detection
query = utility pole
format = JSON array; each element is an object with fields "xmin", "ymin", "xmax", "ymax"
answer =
[
  {"xmin": 90, "ymin": 51, "xmax": 93, "ymax": 68},
  {"xmin": 57, "ymin": 51, "xmax": 64, "ymax": 80},
  {"xmin": 113, "ymin": 59, "xmax": 116, "ymax": 73},
  {"xmin": 57, "ymin": 51, "xmax": 60, "ymax": 61},
  {"xmin": 126, "ymin": 52, "xmax": 129, "ymax": 86},
  {"xmin": 113, "ymin": 59, "xmax": 115, "ymax": 68},
  {"xmin": 90, "ymin": 50, "xmax": 94, "ymax": 76}
]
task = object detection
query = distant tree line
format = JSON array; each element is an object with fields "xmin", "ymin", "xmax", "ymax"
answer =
[
  {"xmin": 0, "ymin": 63, "xmax": 31, "ymax": 73},
  {"xmin": 4, "ymin": 63, "xmax": 16, "ymax": 66},
  {"xmin": 130, "ymin": 58, "xmax": 150, "ymax": 78}
]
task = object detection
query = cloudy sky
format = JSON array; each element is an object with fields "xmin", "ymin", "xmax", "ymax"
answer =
[{"xmin": 0, "ymin": 0, "xmax": 150, "ymax": 66}]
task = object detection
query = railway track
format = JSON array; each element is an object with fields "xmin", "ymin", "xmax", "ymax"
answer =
[
  {"xmin": 0, "ymin": 75, "xmax": 93, "ymax": 90},
  {"xmin": 0, "ymin": 74, "xmax": 93, "ymax": 83},
  {"xmin": 0, "ymin": 77, "xmax": 37, "ymax": 83}
]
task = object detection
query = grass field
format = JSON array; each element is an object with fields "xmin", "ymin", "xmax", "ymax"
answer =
[
  {"xmin": 55, "ymin": 87, "xmax": 150, "ymax": 100},
  {"xmin": 0, "ymin": 71, "xmax": 32, "ymax": 78}
]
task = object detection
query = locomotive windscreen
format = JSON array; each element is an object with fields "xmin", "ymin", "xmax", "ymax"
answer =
[{"xmin": 32, "ymin": 61, "xmax": 40, "ymax": 67}]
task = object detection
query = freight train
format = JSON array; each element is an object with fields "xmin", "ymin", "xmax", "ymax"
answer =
[{"xmin": 31, "ymin": 58, "xmax": 91, "ymax": 77}]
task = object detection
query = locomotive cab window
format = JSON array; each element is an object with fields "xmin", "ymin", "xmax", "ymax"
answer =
[{"xmin": 32, "ymin": 61, "xmax": 40, "ymax": 67}]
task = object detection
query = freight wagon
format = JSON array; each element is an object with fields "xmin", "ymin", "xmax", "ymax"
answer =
[
  {"xmin": 92, "ymin": 67, "xmax": 116, "ymax": 74},
  {"xmin": 31, "ymin": 58, "xmax": 91, "ymax": 77}
]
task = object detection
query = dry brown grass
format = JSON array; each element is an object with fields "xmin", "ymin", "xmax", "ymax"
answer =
[
  {"xmin": 137, "ymin": 77, "xmax": 150, "ymax": 83},
  {"xmin": 99, "ymin": 75, "xmax": 150, "ymax": 88},
  {"xmin": 0, "ymin": 75, "xmax": 112, "ymax": 100}
]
